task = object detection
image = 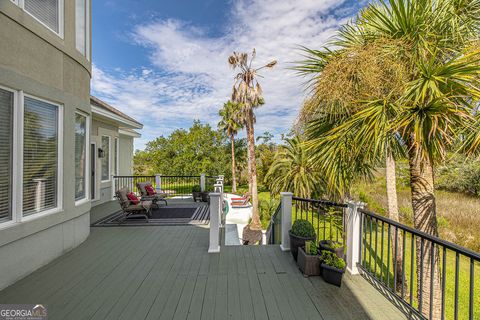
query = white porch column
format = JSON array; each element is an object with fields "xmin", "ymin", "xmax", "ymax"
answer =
[
  {"xmin": 280, "ymin": 192, "xmax": 293, "ymax": 251},
  {"xmin": 111, "ymin": 175, "xmax": 115, "ymax": 199},
  {"xmin": 346, "ymin": 201, "xmax": 365, "ymax": 275},
  {"xmin": 214, "ymin": 183, "xmax": 224, "ymax": 226},
  {"xmin": 208, "ymin": 192, "xmax": 221, "ymax": 253},
  {"xmin": 155, "ymin": 174, "xmax": 162, "ymax": 192},
  {"xmin": 200, "ymin": 174, "xmax": 206, "ymax": 192}
]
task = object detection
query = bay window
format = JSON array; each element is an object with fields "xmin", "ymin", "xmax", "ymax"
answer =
[
  {"xmin": 75, "ymin": 113, "xmax": 88, "ymax": 202},
  {"xmin": 0, "ymin": 88, "xmax": 14, "ymax": 222},
  {"xmin": 23, "ymin": 0, "xmax": 63, "ymax": 36},
  {"xmin": 101, "ymin": 136, "xmax": 111, "ymax": 181},
  {"xmin": 23, "ymin": 96, "xmax": 60, "ymax": 216}
]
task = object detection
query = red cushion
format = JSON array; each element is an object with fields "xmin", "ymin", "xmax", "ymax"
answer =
[
  {"xmin": 145, "ymin": 185, "xmax": 156, "ymax": 196},
  {"xmin": 127, "ymin": 192, "xmax": 140, "ymax": 205}
]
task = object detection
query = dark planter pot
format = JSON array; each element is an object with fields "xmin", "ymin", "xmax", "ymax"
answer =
[
  {"xmin": 321, "ymin": 264, "xmax": 345, "ymax": 287},
  {"xmin": 201, "ymin": 192, "xmax": 210, "ymax": 202},
  {"xmin": 297, "ymin": 247, "xmax": 321, "ymax": 276},
  {"xmin": 289, "ymin": 230, "xmax": 316, "ymax": 261},
  {"xmin": 318, "ymin": 240, "xmax": 344, "ymax": 259},
  {"xmin": 192, "ymin": 192, "xmax": 201, "ymax": 202}
]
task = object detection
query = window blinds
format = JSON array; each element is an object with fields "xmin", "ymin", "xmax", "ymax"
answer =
[
  {"xmin": 0, "ymin": 89, "xmax": 13, "ymax": 221},
  {"xmin": 23, "ymin": 96, "xmax": 58, "ymax": 216},
  {"xmin": 75, "ymin": 0, "xmax": 86, "ymax": 55},
  {"xmin": 75, "ymin": 114, "xmax": 86, "ymax": 201},
  {"xmin": 24, "ymin": 0, "xmax": 59, "ymax": 33}
]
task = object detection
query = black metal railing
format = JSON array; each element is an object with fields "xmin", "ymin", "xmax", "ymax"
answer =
[
  {"xmin": 205, "ymin": 175, "xmax": 219, "ymax": 191},
  {"xmin": 359, "ymin": 208, "xmax": 480, "ymax": 320},
  {"xmin": 292, "ymin": 197, "xmax": 348, "ymax": 245},
  {"xmin": 266, "ymin": 203, "xmax": 282, "ymax": 245},
  {"xmin": 113, "ymin": 175, "xmax": 205, "ymax": 198}
]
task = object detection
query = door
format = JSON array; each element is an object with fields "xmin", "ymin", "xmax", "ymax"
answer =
[{"xmin": 91, "ymin": 143, "xmax": 96, "ymax": 200}]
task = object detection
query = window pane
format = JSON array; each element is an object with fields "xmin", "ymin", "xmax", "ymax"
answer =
[
  {"xmin": 75, "ymin": 0, "xmax": 86, "ymax": 55},
  {"xmin": 23, "ymin": 97, "xmax": 58, "ymax": 216},
  {"xmin": 101, "ymin": 136, "xmax": 110, "ymax": 181},
  {"xmin": 113, "ymin": 138, "xmax": 118, "ymax": 176},
  {"xmin": 75, "ymin": 113, "xmax": 86, "ymax": 201},
  {"xmin": 0, "ymin": 88, "xmax": 13, "ymax": 221},
  {"xmin": 24, "ymin": 0, "xmax": 59, "ymax": 33}
]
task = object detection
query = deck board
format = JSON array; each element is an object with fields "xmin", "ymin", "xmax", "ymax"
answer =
[{"xmin": 0, "ymin": 225, "xmax": 407, "ymax": 320}]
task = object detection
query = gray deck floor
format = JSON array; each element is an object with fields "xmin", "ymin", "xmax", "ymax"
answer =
[{"xmin": 0, "ymin": 225, "xmax": 406, "ymax": 320}]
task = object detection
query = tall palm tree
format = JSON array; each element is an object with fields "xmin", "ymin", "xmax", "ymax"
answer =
[
  {"xmin": 218, "ymin": 101, "xmax": 243, "ymax": 193},
  {"xmin": 297, "ymin": 0, "xmax": 480, "ymax": 318},
  {"xmin": 229, "ymin": 49, "xmax": 277, "ymax": 232},
  {"xmin": 265, "ymin": 136, "xmax": 323, "ymax": 198}
]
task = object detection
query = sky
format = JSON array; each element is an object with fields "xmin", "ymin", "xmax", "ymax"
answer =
[{"xmin": 91, "ymin": 0, "xmax": 366, "ymax": 150}]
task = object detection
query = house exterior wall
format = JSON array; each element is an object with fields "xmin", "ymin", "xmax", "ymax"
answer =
[
  {"xmin": 0, "ymin": 1, "xmax": 92, "ymax": 290},
  {"xmin": 119, "ymin": 134, "xmax": 135, "ymax": 175}
]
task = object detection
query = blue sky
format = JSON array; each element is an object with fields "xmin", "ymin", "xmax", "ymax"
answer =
[{"xmin": 91, "ymin": 0, "xmax": 365, "ymax": 150}]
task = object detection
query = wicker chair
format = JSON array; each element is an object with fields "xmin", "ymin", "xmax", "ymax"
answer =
[{"xmin": 115, "ymin": 187, "xmax": 152, "ymax": 222}]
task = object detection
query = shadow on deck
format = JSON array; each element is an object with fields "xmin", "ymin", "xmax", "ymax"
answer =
[{"xmin": 0, "ymin": 225, "xmax": 406, "ymax": 319}]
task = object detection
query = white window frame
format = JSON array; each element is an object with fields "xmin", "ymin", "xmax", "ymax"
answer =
[
  {"xmin": 16, "ymin": 0, "xmax": 65, "ymax": 38},
  {"xmin": 74, "ymin": 110, "xmax": 90, "ymax": 206},
  {"xmin": 75, "ymin": 0, "xmax": 90, "ymax": 60},
  {"xmin": 0, "ymin": 87, "xmax": 63, "ymax": 227},
  {"xmin": 101, "ymin": 135, "xmax": 111, "ymax": 183},
  {"xmin": 22, "ymin": 93, "xmax": 63, "ymax": 221}
]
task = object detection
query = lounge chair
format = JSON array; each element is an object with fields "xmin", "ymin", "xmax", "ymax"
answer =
[
  {"xmin": 231, "ymin": 192, "xmax": 250, "ymax": 201},
  {"xmin": 137, "ymin": 181, "xmax": 168, "ymax": 207},
  {"xmin": 115, "ymin": 187, "xmax": 152, "ymax": 222},
  {"xmin": 231, "ymin": 195, "xmax": 252, "ymax": 208}
]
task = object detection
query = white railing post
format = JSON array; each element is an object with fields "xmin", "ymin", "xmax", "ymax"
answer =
[
  {"xmin": 280, "ymin": 192, "xmax": 293, "ymax": 251},
  {"xmin": 200, "ymin": 174, "xmax": 206, "ymax": 192},
  {"xmin": 346, "ymin": 201, "xmax": 365, "ymax": 275},
  {"xmin": 208, "ymin": 192, "xmax": 221, "ymax": 253},
  {"xmin": 111, "ymin": 175, "xmax": 115, "ymax": 199},
  {"xmin": 155, "ymin": 174, "xmax": 162, "ymax": 192},
  {"xmin": 214, "ymin": 183, "xmax": 224, "ymax": 226}
]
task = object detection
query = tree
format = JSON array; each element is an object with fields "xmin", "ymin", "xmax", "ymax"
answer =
[
  {"xmin": 229, "ymin": 49, "xmax": 277, "ymax": 234},
  {"xmin": 296, "ymin": 0, "xmax": 480, "ymax": 317},
  {"xmin": 265, "ymin": 136, "xmax": 323, "ymax": 198},
  {"xmin": 218, "ymin": 101, "xmax": 243, "ymax": 193}
]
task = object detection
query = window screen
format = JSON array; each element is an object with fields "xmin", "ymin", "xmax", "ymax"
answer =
[
  {"xmin": 24, "ymin": 0, "xmax": 60, "ymax": 33},
  {"xmin": 0, "ymin": 88, "xmax": 13, "ymax": 221}
]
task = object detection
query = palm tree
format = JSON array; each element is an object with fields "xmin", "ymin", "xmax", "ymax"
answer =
[
  {"xmin": 229, "ymin": 49, "xmax": 277, "ymax": 233},
  {"xmin": 265, "ymin": 136, "xmax": 323, "ymax": 198},
  {"xmin": 218, "ymin": 101, "xmax": 243, "ymax": 193},
  {"xmin": 297, "ymin": 0, "xmax": 480, "ymax": 318}
]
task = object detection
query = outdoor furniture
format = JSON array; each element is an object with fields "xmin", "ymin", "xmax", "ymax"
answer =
[
  {"xmin": 136, "ymin": 181, "xmax": 168, "ymax": 207},
  {"xmin": 115, "ymin": 187, "xmax": 152, "ymax": 222},
  {"xmin": 231, "ymin": 192, "xmax": 250, "ymax": 201},
  {"xmin": 231, "ymin": 195, "xmax": 252, "ymax": 208}
]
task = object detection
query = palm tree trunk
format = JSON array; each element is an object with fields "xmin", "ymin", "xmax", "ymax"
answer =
[
  {"xmin": 231, "ymin": 135, "xmax": 237, "ymax": 194},
  {"xmin": 407, "ymin": 139, "xmax": 441, "ymax": 319},
  {"xmin": 385, "ymin": 149, "xmax": 405, "ymax": 294},
  {"xmin": 246, "ymin": 108, "xmax": 261, "ymax": 230}
]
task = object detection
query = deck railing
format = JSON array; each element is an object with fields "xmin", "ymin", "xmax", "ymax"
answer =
[
  {"xmin": 269, "ymin": 193, "xmax": 479, "ymax": 320},
  {"xmin": 113, "ymin": 174, "xmax": 220, "ymax": 198}
]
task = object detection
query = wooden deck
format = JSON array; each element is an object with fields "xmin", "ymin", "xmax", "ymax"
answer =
[{"xmin": 0, "ymin": 225, "xmax": 406, "ymax": 319}]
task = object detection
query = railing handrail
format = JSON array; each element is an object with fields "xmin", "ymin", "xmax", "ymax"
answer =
[
  {"xmin": 359, "ymin": 208, "xmax": 480, "ymax": 261},
  {"xmin": 113, "ymin": 175, "xmax": 155, "ymax": 178},
  {"xmin": 292, "ymin": 196, "xmax": 348, "ymax": 208}
]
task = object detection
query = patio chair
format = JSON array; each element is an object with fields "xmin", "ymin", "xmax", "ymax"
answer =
[
  {"xmin": 231, "ymin": 195, "xmax": 252, "ymax": 208},
  {"xmin": 136, "ymin": 181, "xmax": 168, "ymax": 207},
  {"xmin": 115, "ymin": 187, "xmax": 152, "ymax": 222},
  {"xmin": 231, "ymin": 192, "xmax": 250, "ymax": 201}
]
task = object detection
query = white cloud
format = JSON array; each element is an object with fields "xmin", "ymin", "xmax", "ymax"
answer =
[{"xmin": 92, "ymin": 0, "xmax": 360, "ymax": 149}]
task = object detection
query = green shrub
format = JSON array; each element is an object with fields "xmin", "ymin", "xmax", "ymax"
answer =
[
  {"xmin": 320, "ymin": 250, "xmax": 346, "ymax": 270},
  {"xmin": 291, "ymin": 219, "xmax": 316, "ymax": 238},
  {"xmin": 192, "ymin": 185, "xmax": 201, "ymax": 192},
  {"xmin": 305, "ymin": 240, "xmax": 318, "ymax": 255}
]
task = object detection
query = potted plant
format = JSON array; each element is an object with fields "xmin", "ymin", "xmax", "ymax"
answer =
[
  {"xmin": 297, "ymin": 240, "xmax": 321, "ymax": 276},
  {"xmin": 320, "ymin": 250, "xmax": 346, "ymax": 287},
  {"xmin": 318, "ymin": 207, "xmax": 345, "ymax": 258},
  {"xmin": 192, "ymin": 185, "xmax": 201, "ymax": 202},
  {"xmin": 289, "ymin": 219, "xmax": 316, "ymax": 261}
]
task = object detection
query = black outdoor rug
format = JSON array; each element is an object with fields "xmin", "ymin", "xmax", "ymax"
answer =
[{"xmin": 92, "ymin": 205, "xmax": 210, "ymax": 227}]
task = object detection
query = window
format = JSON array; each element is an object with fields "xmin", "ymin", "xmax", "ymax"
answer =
[
  {"xmin": 0, "ymin": 88, "xmax": 14, "ymax": 222},
  {"xmin": 23, "ymin": 0, "xmax": 63, "ymax": 36},
  {"xmin": 113, "ymin": 137, "xmax": 119, "ymax": 176},
  {"xmin": 75, "ymin": 0, "xmax": 90, "ymax": 59},
  {"xmin": 75, "ymin": 113, "xmax": 88, "ymax": 202},
  {"xmin": 101, "ymin": 136, "xmax": 110, "ymax": 181},
  {"xmin": 23, "ymin": 96, "xmax": 59, "ymax": 216}
]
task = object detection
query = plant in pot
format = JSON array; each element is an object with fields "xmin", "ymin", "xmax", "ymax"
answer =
[
  {"xmin": 297, "ymin": 240, "xmax": 321, "ymax": 276},
  {"xmin": 192, "ymin": 185, "xmax": 201, "ymax": 202},
  {"xmin": 289, "ymin": 219, "xmax": 316, "ymax": 261},
  {"xmin": 320, "ymin": 250, "xmax": 346, "ymax": 287},
  {"xmin": 318, "ymin": 207, "xmax": 345, "ymax": 258}
]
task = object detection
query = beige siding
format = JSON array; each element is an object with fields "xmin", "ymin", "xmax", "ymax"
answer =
[{"xmin": 119, "ymin": 135, "xmax": 135, "ymax": 175}]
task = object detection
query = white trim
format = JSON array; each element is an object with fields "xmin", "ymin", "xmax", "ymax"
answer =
[
  {"xmin": 100, "ymin": 135, "xmax": 111, "ymax": 182},
  {"xmin": 74, "ymin": 111, "xmax": 90, "ymax": 206},
  {"xmin": 17, "ymin": 0, "xmax": 65, "ymax": 38},
  {"xmin": 118, "ymin": 128, "xmax": 141, "ymax": 138},
  {"xmin": 14, "ymin": 90, "xmax": 23, "ymax": 223},
  {"xmin": 91, "ymin": 105, "xmax": 143, "ymax": 129}
]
